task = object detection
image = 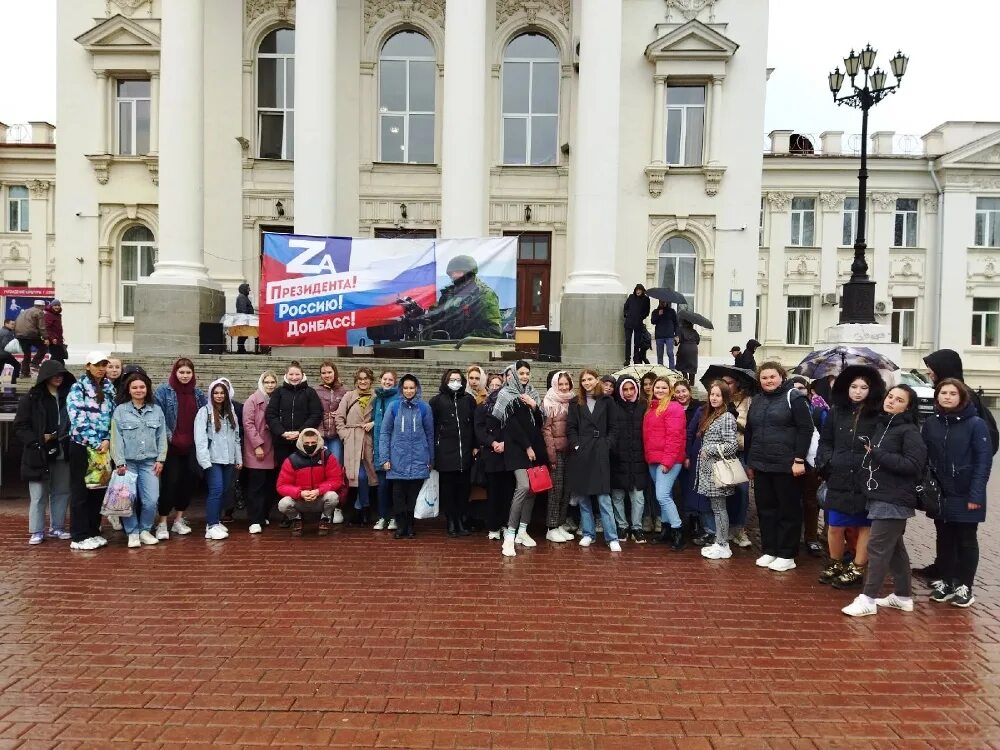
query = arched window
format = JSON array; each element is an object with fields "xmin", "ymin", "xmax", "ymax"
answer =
[
  {"xmin": 379, "ymin": 31, "xmax": 435, "ymax": 163},
  {"xmin": 502, "ymin": 33, "xmax": 559, "ymax": 166},
  {"xmin": 120, "ymin": 225, "xmax": 156, "ymax": 320},
  {"xmin": 658, "ymin": 236, "xmax": 696, "ymax": 308},
  {"xmin": 257, "ymin": 28, "xmax": 295, "ymax": 159}
]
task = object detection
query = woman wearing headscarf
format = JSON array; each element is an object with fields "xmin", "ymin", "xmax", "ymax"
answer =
[
  {"xmin": 611, "ymin": 374, "xmax": 648, "ymax": 543},
  {"xmin": 542, "ymin": 370, "xmax": 574, "ymax": 542},
  {"xmin": 335, "ymin": 367, "xmax": 381, "ymax": 523},
  {"xmin": 466, "ymin": 365, "xmax": 488, "ymax": 406},
  {"xmin": 476, "ymin": 372, "xmax": 513, "ymax": 541},
  {"xmin": 243, "ymin": 370, "xmax": 278, "ymax": 534}
]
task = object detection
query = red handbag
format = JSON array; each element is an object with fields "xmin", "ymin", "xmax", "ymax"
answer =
[{"xmin": 526, "ymin": 464, "xmax": 553, "ymax": 493}]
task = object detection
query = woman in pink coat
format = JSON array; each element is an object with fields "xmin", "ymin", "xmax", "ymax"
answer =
[
  {"xmin": 643, "ymin": 377, "xmax": 687, "ymax": 549},
  {"xmin": 242, "ymin": 370, "xmax": 278, "ymax": 534}
]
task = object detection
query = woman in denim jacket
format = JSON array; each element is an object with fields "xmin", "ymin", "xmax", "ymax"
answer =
[
  {"xmin": 195, "ymin": 379, "xmax": 243, "ymax": 541},
  {"xmin": 111, "ymin": 372, "xmax": 167, "ymax": 549}
]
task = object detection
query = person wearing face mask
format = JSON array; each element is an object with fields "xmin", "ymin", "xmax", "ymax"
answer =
[
  {"xmin": 921, "ymin": 378, "xmax": 993, "ymax": 608},
  {"xmin": 378, "ymin": 374, "xmax": 433, "ymax": 539},
  {"xmin": 429, "ymin": 369, "xmax": 477, "ymax": 537},
  {"xmin": 610, "ymin": 375, "xmax": 648, "ymax": 544},
  {"xmin": 195, "ymin": 380, "xmax": 243, "ymax": 540},
  {"xmin": 336, "ymin": 368, "xmax": 381, "ymax": 524},
  {"xmin": 643, "ymin": 377, "xmax": 687, "ymax": 549},
  {"xmin": 475, "ymin": 372, "xmax": 513, "ymax": 541},
  {"xmin": 315, "ymin": 360, "xmax": 347, "ymax": 465},
  {"xmin": 542, "ymin": 371, "xmax": 575, "ymax": 542},
  {"xmin": 243, "ymin": 371, "xmax": 279, "ymax": 534},
  {"xmin": 371, "ymin": 369, "xmax": 400, "ymax": 530},
  {"xmin": 840, "ymin": 385, "xmax": 926, "ymax": 617},
  {"xmin": 276, "ymin": 428, "xmax": 345, "ymax": 537},
  {"xmin": 814, "ymin": 366, "xmax": 885, "ymax": 588}
]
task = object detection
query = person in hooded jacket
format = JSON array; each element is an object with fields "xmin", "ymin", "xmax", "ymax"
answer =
[
  {"xmin": 371, "ymin": 369, "xmax": 400, "ymax": 530},
  {"xmin": 476, "ymin": 372, "xmax": 513, "ymax": 541},
  {"xmin": 214, "ymin": 377, "xmax": 244, "ymax": 524},
  {"xmin": 840, "ymin": 385, "xmax": 926, "ymax": 617},
  {"xmin": 335, "ymin": 367, "xmax": 381, "ymax": 524},
  {"xmin": 922, "ymin": 378, "xmax": 993, "ymax": 608},
  {"xmin": 429, "ymin": 369, "xmax": 477, "ymax": 537},
  {"xmin": 915, "ymin": 349, "xmax": 999, "ymax": 582},
  {"xmin": 650, "ymin": 301, "xmax": 678, "ymax": 368},
  {"xmin": 378, "ymin": 374, "xmax": 433, "ymax": 539},
  {"xmin": 814, "ymin": 366, "xmax": 885, "ymax": 588},
  {"xmin": 315, "ymin": 360, "xmax": 347, "ymax": 465},
  {"xmin": 542, "ymin": 370, "xmax": 574, "ymax": 542},
  {"xmin": 43, "ymin": 300, "xmax": 67, "ymax": 362},
  {"xmin": 243, "ymin": 370, "xmax": 278, "ymax": 534},
  {"xmin": 745, "ymin": 362, "xmax": 814, "ymax": 572},
  {"xmin": 276, "ymin": 427, "xmax": 346, "ymax": 537},
  {"xmin": 266, "ymin": 361, "xmax": 322, "ymax": 493},
  {"xmin": 153, "ymin": 358, "xmax": 207, "ymax": 539},
  {"xmin": 195, "ymin": 379, "xmax": 242, "ymax": 540},
  {"xmin": 734, "ymin": 339, "xmax": 761, "ymax": 372},
  {"xmin": 675, "ymin": 320, "xmax": 700, "ymax": 383},
  {"xmin": 610, "ymin": 374, "xmax": 648, "ymax": 543},
  {"xmin": 623, "ymin": 284, "xmax": 651, "ymax": 366},
  {"xmin": 15, "ymin": 359, "xmax": 75, "ymax": 544},
  {"xmin": 235, "ymin": 282, "xmax": 254, "ymax": 353}
]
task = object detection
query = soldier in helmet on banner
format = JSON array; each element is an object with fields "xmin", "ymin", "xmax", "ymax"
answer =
[{"xmin": 421, "ymin": 255, "xmax": 503, "ymax": 340}]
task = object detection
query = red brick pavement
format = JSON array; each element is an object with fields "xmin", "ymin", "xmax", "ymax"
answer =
[{"xmin": 0, "ymin": 471, "xmax": 999, "ymax": 749}]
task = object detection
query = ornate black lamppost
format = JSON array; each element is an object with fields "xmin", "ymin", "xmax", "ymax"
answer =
[{"xmin": 828, "ymin": 45, "xmax": 909, "ymax": 324}]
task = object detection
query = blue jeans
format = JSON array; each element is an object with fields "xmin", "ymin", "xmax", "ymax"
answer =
[
  {"xmin": 204, "ymin": 463, "xmax": 234, "ymax": 526},
  {"xmin": 377, "ymin": 470, "xmax": 392, "ymax": 519},
  {"xmin": 611, "ymin": 488, "xmax": 644, "ymax": 531},
  {"xmin": 355, "ymin": 465, "xmax": 370, "ymax": 510},
  {"xmin": 123, "ymin": 459, "xmax": 160, "ymax": 534},
  {"xmin": 727, "ymin": 467, "xmax": 750, "ymax": 528},
  {"xmin": 577, "ymin": 494, "xmax": 618, "ymax": 543},
  {"xmin": 648, "ymin": 463, "xmax": 682, "ymax": 529},
  {"xmin": 655, "ymin": 337, "xmax": 675, "ymax": 368},
  {"xmin": 324, "ymin": 437, "xmax": 343, "ymax": 465}
]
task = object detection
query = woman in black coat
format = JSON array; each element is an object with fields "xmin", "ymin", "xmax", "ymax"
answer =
[
  {"xmin": 675, "ymin": 321, "xmax": 700, "ymax": 383},
  {"xmin": 623, "ymin": 284, "xmax": 651, "ymax": 367},
  {"xmin": 475, "ymin": 372, "xmax": 512, "ymax": 541},
  {"xmin": 610, "ymin": 375, "xmax": 648, "ymax": 543},
  {"xmin": 429, "ymin": 368, "xmax": 477, "ymax": 537},
  {"xmin": 265, "ymin": 361, "xmax": 323, "ymax": 471},
  {"xmin": 567, "ymin": 369, "xmax": 619, "ymax": 550},
  {"xmin": 815, "ymin": 365, "xmax": 885, "ymax": 589}
]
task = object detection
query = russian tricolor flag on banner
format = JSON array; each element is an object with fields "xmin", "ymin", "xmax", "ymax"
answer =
[{"xmin": 260, "ymin": 234, "xmax": 437, "ymax": 346}]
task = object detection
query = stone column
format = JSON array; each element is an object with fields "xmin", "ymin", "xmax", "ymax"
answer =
[
  {"xmin": 148, "ymin": 71, "xmax": 159, "ymax": 154},
  {"xmin": 26, "ymin": 181, "xmax": 51, "ymax": 287},
  {"xmin": 133, "ymin": 0, "xmax": 224, "ymax": 354},
  {"xmin": 293, "ymin": 0, "xmax": 338, "ymax": 235},
  {"xmin": 559, "ymin": 0, "xmax": 625, "ymax": 363},
  {"xmin": 96, "ymin": 71, "xmax": 110, "ymax": 153},
  {"xmin": 650, "ymin": 76, "xmax": 666, "ymax": 164},
  {"xmin": 441, "ymin": 0, "xmax": 488, "ymax": 237},
  {"xmin": 708, "ymin": 75, "xmax": 723, "ymax": 164}
]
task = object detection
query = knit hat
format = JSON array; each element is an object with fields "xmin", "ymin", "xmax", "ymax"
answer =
[{"xmin": 49, "ymin": 299, "xmax": 61, "ymax": 306}]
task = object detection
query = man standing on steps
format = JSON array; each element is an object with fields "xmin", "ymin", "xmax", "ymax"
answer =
[{"xmin": 236, "ymin": 282, "xmax": 254, "ymax": 354}]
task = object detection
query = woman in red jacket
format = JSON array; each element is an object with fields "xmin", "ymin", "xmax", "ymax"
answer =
[{"xmin": 643, "ymin": 377, "xmax": 687, "ymax": 549}]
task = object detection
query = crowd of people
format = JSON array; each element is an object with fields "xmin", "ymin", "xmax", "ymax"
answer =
[{"xmin": 11, "ymin": 338, "xmax": 997, "ymax": 614}]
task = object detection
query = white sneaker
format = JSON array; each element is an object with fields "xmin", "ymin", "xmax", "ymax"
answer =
[
  {"xmin": 515, "ymin": 531, "xmax": 537, "ymax": 548},
  {"xmin": 91, "ymin": 536, "xmax": 108, "ymax": 547},
  {"xmin": 373, "ymin": 518, "xmax": 386, "ymax": 530},
  {"xmin": 217, "ymin": 523, "xmax": 229, "ymax": 534},
  {"xmin": 139, "ymin": 531, "xmax": 159, "ymax": 546},
  {"xmin": 487, "ymin": 530, "xmax": 502, "ymax": 540},
  {"xmin": 545, "ymin": 528, "xmax": 568, "ymax": 543},
  {"xmin": 70, "ymin": 538, "xmax": 100, "ymax": 551},
  {"xmin": 171, "ymin": 518, "xmax": 192, "ymax": 535},
  {"xmin": 701, "ymin": 543, "xmax": 720, "ymax": 559},
  {"xmin": 155, "ymin": 522, "xmax": 169, "ymax": 540},
  {"xmin": 108, "ymin": 515, "xmax": 122, "ymax": 531},
  {"xmin": 767, "ymin": 557, "xmax": 796, "ymax": 572},
  {"xmin": 501, "ymin": 534, "xmax": 516, "ymax": 557},
  {"xmin": 127, "ymin": 533, "xmax": 141, "ymax": 548},
  {"xmin": 842, "ymin": 595, "xmax": 877, "ymax": 617},
  {"xmin": 715, "ymin": 543, "xmax": 733, "ymax": 559},
  {"xmin": 204, "ymin": 524, "xmax": 229, "ymax": 541},
  {"xmin": 579, "ymin": 535, "xmax": 594, "ymax": 547},
  {"xmin": 387, "ymin": 518, "xmax": 398, "ymax": 531},
  {"xmin": 874, "ymin": 594, "xmax": 914, "ymax": 612},
  {"xmin": 755, "ymin": 554, "xmax": 776, "ymax": 568},
  {"xmin": 248, "ymin": 523, "xmax": 263, "ymax": 535},
  {"xmin": 559, "ymin": 527, "xmax": 576, "ymax": 541},
  {"xmin": 332, "ymin": 508, "xmax": 345, "ymax": 524},
  {"xmin": 609, "ymin": 541, "xmax": 622, "ymax": 552}
]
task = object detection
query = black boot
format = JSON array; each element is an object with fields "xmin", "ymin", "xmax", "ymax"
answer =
[
  {"xmin": 394, "ymin": 515, "xmax": 407, "ymax": 539},
  {"xmin": 650, "ymin": 525, "xmax": 672, "ymax": 544},
  {"xmin": 670, "ymin": 527, "xmax": 686, "ymax": 551},
  {"xmin": 447, "ymin": 516, "xmax": 457, "ymax": 537}
]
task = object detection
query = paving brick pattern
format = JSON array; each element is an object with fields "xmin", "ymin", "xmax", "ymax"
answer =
[{"xmin": 0, "ymin": 463, "xmax": 998, "ymax": 749}]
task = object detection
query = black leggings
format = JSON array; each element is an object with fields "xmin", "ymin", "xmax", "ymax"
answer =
[
  {"xmin": 485, "ymin": 471, "xmax": 514, "ymax": 532},
  {"xmin": 393, "ymin": 479, "xmax": 423, "ymax": 534},
  {"xmin": 245, "ymin": 468, "xmax": 276, "ymax": 526},
  {"xmin": 159, "ymin": 448, "xmax": 198, "ymax": 516},
  {"xmin": 938, "ymin": 521, "xmax": 980, "ymax": 589},
  {"xmin": 753, "ymin": 470, "xmax": 803, "ymax": 559},
  {"xmin": 439, "ymin": 470, "xmax": 471, "ymax": 520},
  {"xmin": 68, "ymin": 442, "xmax": 104, "ymax": 542}
]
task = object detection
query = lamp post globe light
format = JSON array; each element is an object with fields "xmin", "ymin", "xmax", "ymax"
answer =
[{"xmin": 828, "ymin": 45, "xmax": 909, "ymax": 324}]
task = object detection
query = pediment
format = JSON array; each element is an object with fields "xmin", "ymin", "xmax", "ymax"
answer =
[
  {"xmin": 955, "ymin": 143, "xmax": 1000, "ymax": 165},
  {"xmin": 75, "ymin": 14, "xmax": 160, "ymax": 52},
  {"xmin": 645, "ymin": 19, "xmax": 738, "ymax": 63}
]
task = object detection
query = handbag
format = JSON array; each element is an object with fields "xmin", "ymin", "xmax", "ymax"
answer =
[
  {"xmin": 101, "ymin": 471, "xmax": 136, "ymax": 517},
  {"xmin": 4, "ymin": 338, "xmax": 21, "ymax": 355},
  {"xmin": 526, "ymin": 464, "xmax": 553, "ymax": 493},
  {"xmin": 84, "ymin": 447, "xmax": 112, "ymax": 489},
  {"xmin": 414, "ymin": 470, "xmax": 439, "ymax": 519},
  {"xmin": 710, "ymin": 445, "xmax": 749, "ymax": 487},
  {"xmin": 470, "ymin": 452, "xmax": 487, "ymax": 488},
  {"xmin": 916, "ymin": 465, "xmax": 942, "ymax": 519}
]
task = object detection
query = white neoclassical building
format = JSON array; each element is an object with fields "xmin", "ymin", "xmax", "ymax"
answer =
[{"xmin": 1, "ymin": 0, "xmax": 996, "ymax": 385}]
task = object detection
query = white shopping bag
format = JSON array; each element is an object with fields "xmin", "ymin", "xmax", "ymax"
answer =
[{"xmin": 413, "ymin": 470, "xmax": 439, "ymax": 519}]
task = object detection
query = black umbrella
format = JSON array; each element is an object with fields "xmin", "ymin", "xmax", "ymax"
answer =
[
  {"xmin": 678, "ymin": 309, "xmax": 714, "ymax": 329},
  {"xmin": 700, "ymin": 364, "xmax": 758, "ymax": 394},
  {"xmin": 645, "ymin": 287, "xmax": 688, "ymax": 305}
]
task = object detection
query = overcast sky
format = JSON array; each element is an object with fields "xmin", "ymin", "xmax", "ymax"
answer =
[{"xmin": 2, "ymin": 0, "xmax": 999, "ymax": 139}]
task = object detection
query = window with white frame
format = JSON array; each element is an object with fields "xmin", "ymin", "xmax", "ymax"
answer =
[
  {"xmin": 7, "ymin": 186, "xmax": 28, "ymax": 232},
  {"xmin": 120, "ymin": 225, "xmax": 156, "ymax": 320},
  {"xmin": 665, "ymin": 86, "xmax": 704, "ymax": 166},
  {"xmin": 893, "ymin": 198, "xmax": 918, "ymax": 247},
  {"xmin": 975, "ymin": 197, "xmax": 1000, "ymax": 247},
  {"xmin": 972, "ymin": 298, "xmax": 999, "ymax": 347},
  {"xmin": 257, "ymin": 28, "xmax": 294, "ymax": 160},
  {"xmin": 755, "ymin": 294, "xmax": 762, "ymax": 340},
  {"xmin": 790, "ymin": 198, "xmax": 815, "ymax": 246},
  {"xmin": 759, "ymin": 196, "xmax": 765, "ymax": 247},
  {"xmin": 116, "ymin": 79, "xmax": 150, "ymax": 156},
  {"xmin": 786, "ymin": 295, "xmax": 812, "ymax": 345},
  {"xmin": 657, "ymin": 236, "xmax": 697, "ymax": 308},
  {"xmin": 842, "ymin": 196, "xmax": 858, "ymax": 246},
  {"xmin": 379, "ymin": 31, "xmax": 435, "ymax": 164},
  {"xmin": 502, "ymin": 33, "xmax": 559, "ymax": 166},
  {"xmin": 891, "ymin": 297, "xmax": 916, "ymax": 347}
]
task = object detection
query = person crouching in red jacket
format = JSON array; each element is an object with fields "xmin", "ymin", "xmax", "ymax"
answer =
[{"xmin": 276, "ymin": 428, "xmax": 346, "ymax": 537}]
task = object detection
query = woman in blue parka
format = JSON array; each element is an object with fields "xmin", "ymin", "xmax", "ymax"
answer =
[
  {"xmin": 921, "ymin": 377, "xmax": 993, "ymax": 608},
  {"xmin": 378, "ymin": 373, "xmax": 433, "ymax": 539}
]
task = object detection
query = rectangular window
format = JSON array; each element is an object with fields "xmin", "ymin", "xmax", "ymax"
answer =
[
  {"xmin": 786, "ymin": 295, "xmax": 812, "ymax": 345},
  {"xmin": 893, "ymin": 198, "xmax": 918, "ymax": 247},
  {"xmin": 258, "ymin": 51, "xmax": 294, "ymax": 159},
  {"xmin": 665, "ymin": 86, "xmax": 705, "ymax": 167},
  {"xmin": 790, "ymin": 198, "xmax": 815, "ymax": 246},
  {"xmin": 755, "ymin": 294, "xmax": 762, "ymax": 340},
  {"xmin": 971, "ymin": 298, "xmax": 999, "ymax": 347},
  {"xmin": 891, "ymin": 297, "xmax": 916, "ymax": 348},
  {"xmin": 842, "ymin": 196, "xmax": 858, "ymax": 246},
  {"xmin": 116, "ymin": 79, "xmax": 151, "ymax": 156},
  {"xmin": 759, "ymin": 196, "xmax": 765, "ymax": 247},
  {"xmin": 7, "ymin": 186, "xmax": 29, "ymax": 232},
  {"xmin": 975, "ymin": 197, "xmax": 1000, "ymax": 247}
]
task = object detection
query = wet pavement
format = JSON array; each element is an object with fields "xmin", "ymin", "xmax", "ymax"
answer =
[{"xmin": 0, "ymin": 460, "xmax": 998, "ymax": 749}]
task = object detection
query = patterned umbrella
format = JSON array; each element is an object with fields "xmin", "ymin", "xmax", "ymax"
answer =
[
  {"xmin": 793, "ymin": 345, "xmax": 899, "ymax": 380},
  {"xmin": 611, "ymin": 364, "xmax": 684, "ymax": 385}
]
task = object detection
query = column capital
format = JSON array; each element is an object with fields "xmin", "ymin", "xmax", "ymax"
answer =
[{"xmin": 94, "ymin": 69, "xmax": 109, "ymax": 80}]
